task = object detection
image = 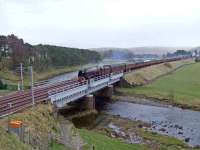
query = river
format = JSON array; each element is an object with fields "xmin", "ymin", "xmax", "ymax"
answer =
[
  {"xmin": 104, "ymin": 100, "xmax": 200, "ymax": 147},
  {"xmin": 49, "ymin": 60, "xmax": 200, "ymax": 147}
]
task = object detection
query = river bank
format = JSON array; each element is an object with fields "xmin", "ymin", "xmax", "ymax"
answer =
[
  {"xmin": 48, "ymin": 59, "xmax": 200, "ymax": 149},
  {"xmin": 122, "ymin": 58, "xmax": 200, "ymax": 111},
  {"xmin": 0, "ymin": 103, "xmax": 87, "ymax": 150},
  {"xmin": 106, "ymin": 97, "xmax": 200, "ymax": 147},
  {"xmin": 1, "ymin": 97, "xmax": 199, "ymax": 150},
  {"xmin": 1, "ymin": 58, "xmax": 199, "ymax": 149},
  {"xmin": 70, "ymin": 95, "xmax": 200, "ymax": 150}
]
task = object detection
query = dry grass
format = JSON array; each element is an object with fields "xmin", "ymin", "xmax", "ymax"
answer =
[
  {"xmin": 124, "ymin": 59, "xmax": 194, "ymax": 85},
  {"xmin": 0, "ymin": 65, "xmax": 80, "ymax": 87},
  {"xmin": 0, "ymin": 127, "xmax": 31, "ymax": 150},
  {"xmin": 0, "ymin": 90, "xmax": 14, "ymax": 97},
  {"xmin": 33, "ymin": 65, "xmax": 81, "ymax": 81},
  {"xmin": 0, "ymin": 104, "xmax": 62, "ymax": 150}
]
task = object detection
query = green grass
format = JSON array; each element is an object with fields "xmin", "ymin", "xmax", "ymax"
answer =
[
  {"xmin": 0, "ymin": 90, "xmax": 13, "ymax": 96},
  {"xmin": 49, "ymin": 142, "xmax": 70, "ymax": 150},
  {"xmin": 0, "ymin": 65, "xmax": 82, "ymax": 97},
  {"xmin": 78, "ymin": 128, "xmax": 197, "ymax": 150},
  {"xmin": 0, "ymin": 65, "xmax": 80, "ymax": 95},
  {"xmin": 79, "ymin": 129, "xmax": 149, "ymax": 150},
  {"xmin": 124, "ymin": 59, "xmax": 194, "ymax": 85},
  {"xmin": 93, "ymin": 115, "xmax": 194, "ymax": 150},
  {"xmin": 33, "ymin": 65, "xmax": 81, "ymax": 81},
  {"xmin": 0, "ymin": 104, "xmax": 61, "ymax": 150},
  {"xmin": 0, "ymin": 127, "xmax": 32, "ymax": 150},
  {"xmin": 0, "ymin": 65, "xmax": 80, "ymax": 84},
  {"xmin": 121, "ymin": 62, "xmax": 200, "ymax": 109},
  {"xmin": 138, "ymin": 129, "xmax": 189, "ymax": 150}
]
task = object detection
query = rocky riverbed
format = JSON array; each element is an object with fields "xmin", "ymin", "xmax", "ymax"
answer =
[
  {"xmin": 71, "ymin": 96, "xmax": 200, "ymax": 148},
  {"xmin": 103, "ymin": 97, "xmax": 200, "ymax": 147}
]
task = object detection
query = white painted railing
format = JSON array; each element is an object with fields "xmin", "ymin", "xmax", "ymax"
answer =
[{"xmin": 48, "ymin": 72, "xmax": 124, "ymax": 108}]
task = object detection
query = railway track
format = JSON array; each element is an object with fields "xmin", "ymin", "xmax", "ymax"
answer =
[
  {"xmin": 0, "ymin": 57, "xmax": 190, "ymax": 117},
  {"xmin": 0, "ymin": 78, "xmax": 85, "ymax": 117}
]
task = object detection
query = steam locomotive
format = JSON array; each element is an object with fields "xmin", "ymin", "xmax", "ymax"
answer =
[{"xmin": 78, "ymin": 57, "xmax": 187, "ymax": 79}]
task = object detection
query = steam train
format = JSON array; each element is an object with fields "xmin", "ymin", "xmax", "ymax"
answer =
[{"xmin": 78, "ymin": 57, "xmax": 188, "ymax": 79}]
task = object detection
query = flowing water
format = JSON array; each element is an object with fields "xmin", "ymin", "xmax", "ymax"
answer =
[
  {"xmin": 47, "ymin": 60, "xmax": 200, "ymax": 146},
  {"xmin": 104, "ymin": 101, "xmax": 200, "ymax": 147}
]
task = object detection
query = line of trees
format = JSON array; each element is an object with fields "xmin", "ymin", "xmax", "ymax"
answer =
[
  {"xmin": 0, "ymin": 35, "xmax": 101, "ymax": 71},
  {"xmin": 165, "ymin": 50, "xmax": 192, "ymax": 58}
]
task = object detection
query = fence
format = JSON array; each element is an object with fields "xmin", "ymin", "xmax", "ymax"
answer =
[{"xmin": 9, "ymin": 123, "xmax": 61, "ymax": 150}]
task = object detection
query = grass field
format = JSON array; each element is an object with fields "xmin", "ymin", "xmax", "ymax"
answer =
[
  {"xmin": 0, "ymin": 90, "xmax": 14, "ymax": 96},
  {"xmin": 88, "ymin": 115, "xmax": 194, "ymax": 150},
  {"xmin": 79, "ymin": 129, "xmax": 149, "ymax": 150},
  {"xmin": 0, "ymin": 65, "xmax": 80, "ymax": 84},
  {"xmin": 50, "ymin": 142, "xmax": 70, "ymax": 150},
  {"xmin": 78, "ymin": 128, "xmax": 198, "ymax": 150},
  {"xmin": 0, "ymin": 65, "xmax": 81, "ymax": 95},
  {"xmin": 121, "ymin": 62, "xmax": 200, "ymax": 109}
]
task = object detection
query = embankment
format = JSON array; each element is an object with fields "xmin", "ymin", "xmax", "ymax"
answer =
[
  {"xmin": 120, "ymin": 58, "xmax": 200, "ymax": 111},
  {"xmin": 0, "ymin": 104, "xmax": 84, "ymax": 150},
  {"xmin": 124, "ymin": 58, "xmax": 194, "ymax": 86}
]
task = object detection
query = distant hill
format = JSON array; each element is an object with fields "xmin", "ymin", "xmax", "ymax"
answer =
[
  {"xmin": 92, "ymin": 46, "xmax": 192, "ymax": 55},
  {"xmin": 190, "ymin": 46, "xmax": 200, "ymax": 51},
  {"xmin": 0, "ymin": 34, "xmax": 101, "ymax": 71}
]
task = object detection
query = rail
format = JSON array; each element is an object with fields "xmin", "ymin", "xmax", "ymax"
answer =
[{"xmin": 0, "ymin": 57, "xmax": 190, "ymax": 117}]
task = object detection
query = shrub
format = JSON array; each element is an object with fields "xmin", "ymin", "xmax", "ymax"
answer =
[
  {"xmin": 195, "ymin": 57, "xmax": 200, "ymax": 62},
  {"xmin": 0, "ymin": 79, "xmax": 7, "ymax": 89}
]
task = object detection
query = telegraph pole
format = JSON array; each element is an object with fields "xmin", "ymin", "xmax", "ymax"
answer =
[
  {"xmin": 29, "ymin": 66, "xmax": 35, "ymax": 107},
  {"xmin": 20, "ymin": 63, "xmax": 24, "ymax": 91},
  {"xmin": 7, "ymin": 102, "xmax": 13, "ymax": 132}
]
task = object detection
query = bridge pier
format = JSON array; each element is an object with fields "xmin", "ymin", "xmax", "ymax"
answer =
[
  {"xmin": 104, "ymin": 85, "xmax": 114, "ymax": 98},
  {"xmin": 83, "ymin": 94, "xmax": 95, "ymax": 110},
  {"xmin": 97, "ymin": 85, "xmax": 114, "ymax": 99},
  {"xmin": 113, "ymin": 78, "xmax": 123, "ymax": 88},
  {"xmin": 116, "ymin": 78, "xmax": 131, "ymax": 88}
]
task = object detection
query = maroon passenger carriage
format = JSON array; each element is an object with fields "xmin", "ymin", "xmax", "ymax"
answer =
[
  {"xmin": 78, "ymin": 56, "xmax": 187, "ymax": 79},
  {"xmin": 0, "ymin": 56, "xmax": 190, "ymax": 117}
]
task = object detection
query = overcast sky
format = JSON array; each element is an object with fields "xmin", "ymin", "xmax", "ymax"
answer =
[{"xmin": 0, "ymin": 0, "xmax": 200, "ymax": 48}]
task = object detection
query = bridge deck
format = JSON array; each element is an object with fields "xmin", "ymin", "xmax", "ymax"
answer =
[
  {"xmin": 0, "ymin": 57, "xmax": 188, "ymax": 117},
  {"xmin": 48, "ymin": 72, "xmax": 123, "ymax": 107}
]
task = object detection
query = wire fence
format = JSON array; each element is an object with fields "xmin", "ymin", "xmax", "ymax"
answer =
[{"xmin": 9, "ymin": 124, "xmax": 62, "ymax": 150}]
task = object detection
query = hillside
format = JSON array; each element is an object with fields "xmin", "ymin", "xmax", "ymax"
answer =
[
  {"xmin": 0, "ymin": 34, "xmax": 101, "ymax": 72},
  {"xmin": 92, "ymin": 46, "xmax": 192, "ymax": 55},
  {"xmin": 99, "ymin": 49, "xmax": 159, "ymax": 61},
  {"xmin": 0, "ymin": 34, "xmax": 101, "ymax": 92}
]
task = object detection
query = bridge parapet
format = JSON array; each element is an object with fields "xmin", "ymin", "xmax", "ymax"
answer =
[
  {"xmin": 89, "ymin": 74, "xmax": 110, "ymax": 88},
  {"xmin": 48, "ymin": 80, "xmax": 87, "ymax": 96},
  {"xmin": 48, "ymin": 72, "xmax": 124, "ymax": 108}
]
